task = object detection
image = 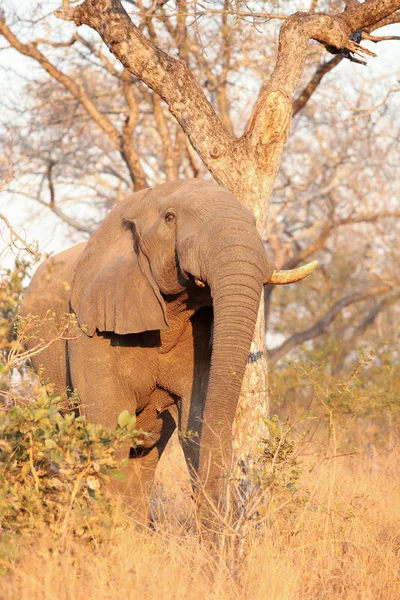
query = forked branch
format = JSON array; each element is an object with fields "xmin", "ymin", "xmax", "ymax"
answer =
[
  {"xmin": 0, "ymin": 213, "xmax": 41, "ymax": 259},
  {"xmin": 53, "ymin": 0, "xmax": 400, "ymax": 197}
]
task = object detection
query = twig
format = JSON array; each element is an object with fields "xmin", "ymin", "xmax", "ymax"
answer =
[
  {"xmin": 28, "ymin": 432, "xmax": 40, "ymax": 492},
  {"xmin": 347, "ymin": 87, "xmax": 400, "ymax": 119},
  {"xmin": 0, "ymin": 213, "xmax": 41, "ymax": 259}
]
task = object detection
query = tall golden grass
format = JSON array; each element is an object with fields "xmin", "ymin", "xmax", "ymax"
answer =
[{"xmin": 2, "ymin": 428, "xmax": 399, "ymax": 600}]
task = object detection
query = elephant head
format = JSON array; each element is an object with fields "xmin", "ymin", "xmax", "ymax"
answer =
[{"xmin": 71, "ymin": 179, "xmax": 316, "ymax": 504}]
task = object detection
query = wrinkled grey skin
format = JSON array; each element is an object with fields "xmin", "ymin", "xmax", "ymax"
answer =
[{"xmin": 21, "ymin": 179, "xmax": 274, "ymax": 520}]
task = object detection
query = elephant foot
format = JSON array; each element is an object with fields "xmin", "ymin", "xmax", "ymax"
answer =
[
  {"xmin": 107, "ymin": 446, "xmax": 158, "ymax": 526},
  {"xmin": 108, "ymin": 479, "xmax": 151, "ymax": 526}
]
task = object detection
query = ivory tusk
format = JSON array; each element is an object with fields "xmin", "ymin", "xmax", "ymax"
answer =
[
  {"xmin": 267, "ymin": 260, "xmax": 318, "ymax": 285},
  {"xmin": 194, "ymin": 276, "xmax": 206, "ymax": 288}
]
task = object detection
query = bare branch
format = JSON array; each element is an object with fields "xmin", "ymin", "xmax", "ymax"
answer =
[
  {"xmin": 338, "ymin": 211, "xmax": 400, "ymax": 226},
  {"xmin": 268, "ymin": 284, "xmax": 393, "ymax": 363},
  {"xmin": 31, "ymin": 34, "xmax": 78, "ymax": 48},
  {"xmin": 119, "ymin": 6, "xmax": 289, "ymax": 22},
  {"xmin": 216, "ymin": 1, "xmax": 234, "ymax": 136},
  {"xmin": 347, "ymin": 88, "xmax": 400, "ymax": 119},
  {"xmin": 120, "ymin": 70, "xmax": 148, "ymax": 188},
  {"xmin": 0, "ymin": 19, "xmax": 117, "ymax": 140},
  {"xmin": 51, "ymin": 0, "xmax": 400, "ymax": 220},
  {"xmin": 281, "ymin": 211, "xmax": 400, "ymax": 270},
  {"xmin": 0, "ymin": 15, "xmax": 145, "ymax": 189},
  {"xmin": 32, "ymin": 195, "xmax": 94, "ymax": 235},
  {"xmin": 0, "ymin": 139, "xmax": 41, "ymax": 258},
  {"xmin": 47, "ymin": 161, "xmax": 56, "ymax": 206},
  {"xmin": 341, "ymin": 0, "xmax": 400, "ymax": 31},
  {"xmin": 152, "ymin": 93, "xmax": 179, "ymax": 180},
  {"xmin": 355, "ymin": 292, "xmax": 400, "ymax": 335},
  {"xmin": 0, "ymin": 213, "xmax": 41, "ymax": 259},
  {"xmin": 292, "ymin": 56, "xmax": 342, "ymax": 116},
  {"xmin": 280, "ymin": 225, "xmax": 332, "ymax": 270},
  {"xmin": 292, "ymin": 2, "xmax": 400, "ymax": 117},
  {"xmin": 362, "ymin": 31, "xmax": 400, "ymax": 42},
  {"xmin": 249, "ymin": 1, "xmax": 400, "ymax": 144},
  {"xmin": 55, "ymin": 0, "xmax": 234, "ymax": 189},
  {"xmin": 76, "ymin": 33, "xmax": 121, "ymax": 77}
]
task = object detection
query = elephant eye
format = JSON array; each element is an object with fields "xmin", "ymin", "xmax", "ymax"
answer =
[{"xmin": 165, "ymin": 212, "xmax": 176, "ymax": 223}]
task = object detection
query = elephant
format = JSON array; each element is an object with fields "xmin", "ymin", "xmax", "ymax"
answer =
[{"xmin": 21, "ymin": 179, "xmax": 316, "ymax": 521}]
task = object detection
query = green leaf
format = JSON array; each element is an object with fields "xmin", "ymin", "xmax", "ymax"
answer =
[
  {"xmin": 44, "ymin": 439, "xmax": 57, "ymax": 449},
  {"xmin": 117, "ymin": 410, "xmax": 131, "ymax": 428},
  {"xmin": 33, "ymin": 408, "xmax": 48, "ymax": 422},
  {"xmin": 86, "ymin": 476, "xmax": 100, "ymax": 491},
  {"xmin": 127, "ymin": 414, "xmax": 136, "ymax": 430},
  {"xmin": 108, "ymin": 469, "xmax": 125, "ymax": 481},
  {"xmin": 50, "ymin": 448, "xmax": 64, "ymax": 464}
]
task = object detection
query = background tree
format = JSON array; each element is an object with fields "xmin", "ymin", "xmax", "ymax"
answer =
[{"xmin": 1, "ymin": 1, "xmax": 399, "ymax": 460}]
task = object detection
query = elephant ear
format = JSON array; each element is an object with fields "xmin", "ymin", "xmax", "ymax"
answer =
[{"xmin": 71, "ymin": 189, "xmax": 168, "ymax": 337}]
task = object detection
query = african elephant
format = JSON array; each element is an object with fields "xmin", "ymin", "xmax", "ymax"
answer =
[{"xmin": 21, "ymin": 179, "xmax": 315, "ymax": 520}]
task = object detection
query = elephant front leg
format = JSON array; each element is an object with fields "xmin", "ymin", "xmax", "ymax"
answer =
[
  {"xmin": 179, "ymin": 407, "xmax": 232, "ymax": 527},
  {"xmin": 161, "ymin": 309, "xmax": 219, "ymax": 522},
  {"xmin": 112, "ymin": 391, "xmax": 177, "ymax": 524},
  {"xmin": 176, "ymin": 356, "xmax": 218, "ymax": 518},
  {"xmin": 177, "ymin": 360, "xmax": 234, "ymax": 527}
]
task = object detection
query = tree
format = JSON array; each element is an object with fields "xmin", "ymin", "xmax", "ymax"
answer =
[{"xmin": 1, "ymin": 1, "xmax": 399, "ymax": 462}]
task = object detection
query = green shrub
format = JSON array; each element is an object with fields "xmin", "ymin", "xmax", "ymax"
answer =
[{"xmin": 0, "ymin": 394, "xmax": 143, "ymax": 547}]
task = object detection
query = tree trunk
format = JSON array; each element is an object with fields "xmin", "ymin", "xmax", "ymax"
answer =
[{"xmin": 217, "ymin": 106, "xmax": 292, "ymax": 463}]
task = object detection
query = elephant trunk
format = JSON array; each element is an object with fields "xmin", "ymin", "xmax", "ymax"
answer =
[{"xmin": 197, "ymin": 230, "xmax": 266, "ymax": 505}]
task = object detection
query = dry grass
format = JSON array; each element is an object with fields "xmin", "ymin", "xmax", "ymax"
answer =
[{"xmin": 1, "ymin": 429, "xmax": 399, "ymax": 600}]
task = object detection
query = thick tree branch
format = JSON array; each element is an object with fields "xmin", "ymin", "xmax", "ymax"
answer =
[
  {"xmin": 120, "ymin": 69, "xmax": 148, "ymax": 188},
  {"xmin": 248, "ymin": 1, "xmax": 400, "ymax": 140},
  {"xmin": 355, "ymin": 292, "xmax": 400, "ymax": 334},
  {"xmin": 268, "ymin": 284, "xmax": 393, "ymax": 363},
  {"xmin": 281, "ymin": 211, "xmax": 400, "ymax": 270},
  {"xmin": 292, "ymin": 56, "xmax": 342, "ymax": 116},
  {"xmin": 341, "ymin": 0, "xmax": 400, "ymax": 31},
  {"xmin": 293, "ymin": 14, "xmax": 400, "ymax": 116},
  {"xmin": 369, "ymin": 10, "xmax": 400, "ymax": 28},
  {"xmin": 52, "ymin": 0, "xmax": 400, "ymax": 218}
]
